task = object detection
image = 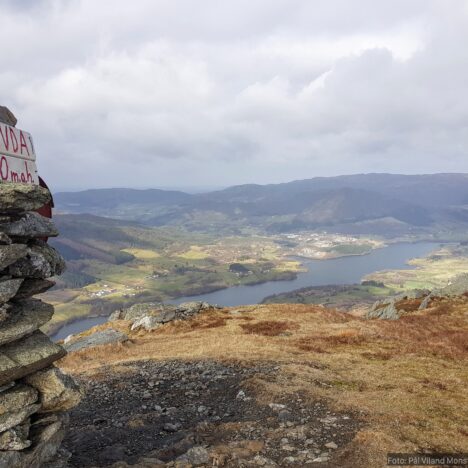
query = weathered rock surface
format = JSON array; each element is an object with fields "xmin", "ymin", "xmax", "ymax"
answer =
[
  {"xmin": 0, "ymin": 384, "xmax": 38, "ymax": 416},
  {"xmin": 14, "ymin": 279, "xmax": 55, "ymax": 300},
  {"xmin": 0, "ymin": 233, "xmax": 11, "ymax": 245},
  {"xmin": 130, "ymin": 315, "xmax": 162, "ymax": 331},
  {"xmin": 0, "ymin": 300, "xmax": 54, "ymax": 346},
  {"xmin": 0, "ymin": 278, "xmax": 23, "ymax": 303},
  {"xmin": 0, "ymin": 403, "xmax": 40, "ymax": 433},
  {"xmin": 366, "ymin": 299, "xmax": 400, "ymax": 320},
  {"xmin": 0, "ymin": 244, "xmax": 28, "ymax": 271},
  {"xmin": 23, "ymin": 366, "xmax": 82, "ymax": 413},
  {"xmin": 9, "ymin": 242, "xmax": 66, "ymax": 279},
  {"xmin": 0, "ymin": 331, "xmax": 66, "ymax": 386},
  {"xmin": 64, "ymin": 328, "xmax": 128, "ymax": 353},
  {"xmin": 0, "ymin": 413, "xmax": 68, "ymax": 468},
  {"xmin": 0, "ymin": 419, "xmax": 31, "ymax": 450},
  {"xmin": 0, "ymin": 212, "xmax": 58, "ymax": 239},
  {"xmin": 0, "ymin": 185, "xmax": 51, "ymax": 213}
]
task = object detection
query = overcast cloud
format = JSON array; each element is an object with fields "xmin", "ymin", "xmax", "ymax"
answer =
[{"xmin": 0, "ymin": 0, "xmax": 467, "ymax": 190}]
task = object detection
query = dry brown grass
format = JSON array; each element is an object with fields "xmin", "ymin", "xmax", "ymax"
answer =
[
  {"xmin": 58, "ymin": 299, "xmax": 468, "ymax": 466},
  {"xmin": 240, "ymin": 320, "xmax": 295, "ymax": 336}
]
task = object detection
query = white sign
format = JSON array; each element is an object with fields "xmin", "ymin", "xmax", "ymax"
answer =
[{"xmin": 0, "ymin": 123, "xmax": 38, "ymax": 184}]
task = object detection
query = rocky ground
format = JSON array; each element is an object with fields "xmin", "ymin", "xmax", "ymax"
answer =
[{"xmin": 64, "ymin": 360, "xmax": 360, "ymax": 467}]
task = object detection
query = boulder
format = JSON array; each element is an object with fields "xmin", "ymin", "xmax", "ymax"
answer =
[
  {"xmin": 9, "ymin": 243, "xmax": 65, "ymax": 279},
  {"xmin": 121, "ymin": 302, "xmax": 173, "ymax": 322},
  {"xmin": 366, "ymin": 300, "xmax": 400, "ymax": 320},
  {"xmin": 13, "ymin": 279, "xmax": 55, "ymax": 300},
  {"xmin": 0, "ymin": 331, "xmax": 66, "ymax": 386},
  {"xmin": 0, "ymin": 300, "xmax": 54, "ymax": 346},
  {"xmin": 64, "ymin": 328, "xmax": 128, "ymax": 353},
  {"xmin": 0, "ymin": 419, "xmax": 31, "ymax": 450},
  {"xmin": 22, "ymin": 366, "xmax": 82, "ymax": 413},
  {"xmin": 0, "ymin": 244, "xmax": 28, "ymax": 271},
  {"xmin": 0, "ymin": 413, "xmax": 68, "ymax": 468},
  {"xmin": 176, "ymin": 446, "xmax": 210, "ymax": 466},
  {"xmin": 0, "ymin": 212, "xmax": 58, "ymax": 239},
  {"xmin": 0, "ymin": 185, "xmax": 51, "ymax": 213},
  {"xmin": 131, "ymin": 316, "xmax": 162, "ymax": 331},
  {"xmin": 0, "ymin": 278, "xmax": 23, "ymax": 303}
]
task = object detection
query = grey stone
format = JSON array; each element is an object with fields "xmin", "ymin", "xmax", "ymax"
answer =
[
  {"xmin": 0, "ymin": 106, "xmax": 17, "ymax": 126},
  {"xmin": 108, "ymin": 309, "xmax": 124, "ymax": 321},
  {"xmin": 0, "ymin": 419, "xmax": 31, "ymax": 450},
  {"xmin": 0, "ymin": 212, "xmax": 58, "ymax": 238},
  {"xmin": 64, "ymin": 328, "xmax": 128, "ymax": 353},
  {"xmin": 13, "ymin": 279, "xmax": 55, "ymax": 300},
  {"xmin": 325, "ymin": 441, "xmax": 338, "ymax": 449},
  {"xmin": 0, "ymin": 185, "xmax": 51, "ymax": 213},
  {"xmin": 177, "ymin": 446, "xmax": 210, "ymax": 466},
  {"xmin": 0, "ymin": 424, "xmax": 30, "ymax": 452},
  {"xmin": 0, "ymin": 413, "xmax": 68, "ymax": 468},
  {"xmin": 131, "ymin": 316, "xmax": 162, "ymax": 331},
  {"xmin": 0, "ymin": 303, "xmax": 12, "ymax": 323},
  {"xmin": 9, "ymin": 242, "xmax": 65, "ymax": 279},
  {"xmin": 366, "ymin": 300, "xmax": 400, "ymax": 320},
  {"xmin": 0, "ymin": 384, "xmax": 38, "ymax": 416},
  {"xmin": 418, "ymin": 294, "xmax": 433, "ymax": 310},
  {"xmin": 0, "ymin": 278, "xmax": 23, "ymax": 303},
  {"xmin": 22, "ymin": 366, "xmax": 82, "ymax": 413},
  {"xmin": 0, "ymin": 331, "xmax": 66, "ymax": 386},
  {"xmin": 0, "ymin": 233, "xmax": 11, "ymax": 245},
  {"xmin": 0, "ymin": 403, "xmax": 40, "ymax": 433},
  {"xmin": 0, "ymin": 300, "xmax": 54, "ymax": 346},
  {"xmin": 0, "ymin": 244, "xmax": 28, "ymax": 271}
]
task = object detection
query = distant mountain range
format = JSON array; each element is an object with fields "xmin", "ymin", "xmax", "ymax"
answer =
[{"xmin": 54, "ymin": 173, "xmax": 468, "ymax": 236}]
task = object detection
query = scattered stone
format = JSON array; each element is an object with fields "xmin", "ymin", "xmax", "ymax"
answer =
[
  {"xmin": 0, "ymin": 212, "xmax": 58, "ymax": 238},
  {"xmin": 22, "ymin": 366, "xmax": 83, "ymax": 413},
  {"xmin": 366, "ymin": 299, "xmax": 400, "ymax": 320},
  {"xmin": 9, "ymin": 242, "xmax": 65, "ymax": 279},
  {"xmin": 269, "ymin": 403, "xmax": 286, "ymax": 411},
  {"xmin": 325, "ymin": 441, "xmax": 338, "ymax": 449},
  {"xmin": 176, "ymin": 446, "xmax": 210, "ymax": 466},
  {"xmin": 64, "ymin": 328, "xmax": 128, "ymax": 353}
]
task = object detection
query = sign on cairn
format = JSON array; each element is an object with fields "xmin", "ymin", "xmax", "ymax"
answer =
[{"xmin": 0, "ymin": 107, "xmax": 81, "ymax": 467}]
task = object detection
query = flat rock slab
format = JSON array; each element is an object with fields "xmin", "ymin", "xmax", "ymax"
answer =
[
  {"xmin": 0, "ymin": 331, "xmax": 66, "ymax": 386},
  {"xmin": 9, "ymin": 243, "xmax": 65, "ymax": 279},
  {"xmin": 0, "ymin": 402, "xmax": 40, "ymax": 433},
  {"xmin": 0, "ymin": 185, "xmax": 51, "ymax": 213},
  {"xmin": 0, "ymin": 244, "xmax": 27, "ymax": 271},
  {"xmin": 0, "ymin": 300, "xmax": 54, "ymax": 347},
  {"xmin": 64, "ymin": 329, "xmax": 128, "ymax": 353},
  {"xmin": 0, "ymin": 384, "xmax": 38, "ymax": 416},
  {"xmin": 0, "ymin": 212, "xmax": 58, "ymax": 239},
  {"xmin": 14, "ymin": 279, "xmax": 55, "ymax": 300}
]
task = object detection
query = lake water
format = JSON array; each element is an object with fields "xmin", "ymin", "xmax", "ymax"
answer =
[{"xmin": 51, "ymin": 241, "xmax": 440, "ymax": 341}]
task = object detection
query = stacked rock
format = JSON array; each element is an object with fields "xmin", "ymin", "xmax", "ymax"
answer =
[{"xmin": 0, "ymin": 184, "xmax": 81, "ymax": 468}]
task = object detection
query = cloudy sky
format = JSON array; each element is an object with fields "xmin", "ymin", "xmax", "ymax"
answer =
[{"xmin": 0, "ymin": 0, "xmax": 467, "ymax": 191}]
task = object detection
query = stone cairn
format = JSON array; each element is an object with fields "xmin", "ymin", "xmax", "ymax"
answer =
[{"xmin": 0, "ymin": 183, "xmax": 81, "ymax": 467}]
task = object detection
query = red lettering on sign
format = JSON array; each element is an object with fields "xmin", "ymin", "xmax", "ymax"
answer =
[
  {"xmin": 19, "ymin": 131, "xmax": 30, "ymax": 156},
  {"xmin": 24, "ymin": 161, "xmax": 33, "ymax": 183},
  {"xmin": 0, "ymin": 156, "xmax": 9, "ymax": 180},
  {"xmin": 0, "ymin": 126, "xmax": 9, "ymax": 151},
  {"xmin": 9, "ymin": 128, "xmax": 18, "ymax": 153}
]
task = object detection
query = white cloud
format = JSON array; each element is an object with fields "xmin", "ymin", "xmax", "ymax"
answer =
[{"xmin": 0, "ymin": 0, "xmax": 466, "ymax": 190}]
